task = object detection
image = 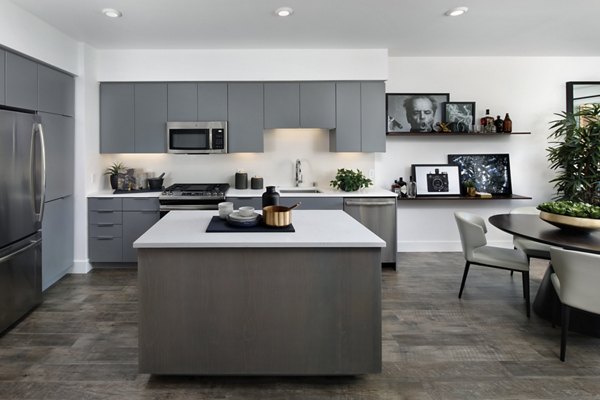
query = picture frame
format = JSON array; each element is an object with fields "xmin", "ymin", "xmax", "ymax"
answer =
[
  {"xmin": 386, "ymin": 93, "xmax": 450, "ymax": 133},
  {"xmin": 447, "ymin": 153, "xmax": 512, "ymax": 195},
  {"xmin": 411, "ymin": 164, "xmax": 461, "ymax": 196},
  {"xmin": 442, "ymin": 102, "xmax": 476, "ymax": 133}
]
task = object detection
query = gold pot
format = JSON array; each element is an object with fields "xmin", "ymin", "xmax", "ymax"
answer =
[{"xmin": 262, "ymin": 203, "xmax": 300, "ymax": 227}]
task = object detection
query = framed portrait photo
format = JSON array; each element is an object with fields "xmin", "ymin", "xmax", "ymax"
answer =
[
  {"xmin": 386, "ymin": 93, "xmax": 450, "ymax": 133},
  {"xmin": 447, "ymin": 153, "xmax": 512, "ymax": 195},
  {"xmin": 411, "ymin": 164, "xmax": 461, "ymax": 196},
  {"xmin": 442, "ymin": 102, "xmax": 476, "ymax": 133}
]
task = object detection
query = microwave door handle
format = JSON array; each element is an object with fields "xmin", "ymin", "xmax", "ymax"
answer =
[
  {"xmin": 208, "ymin": 129, "xmax": 213, "ymax": 150},
  {"xmin": 31, "ymin": 122, "xmax": 46, "ymax": 222}
]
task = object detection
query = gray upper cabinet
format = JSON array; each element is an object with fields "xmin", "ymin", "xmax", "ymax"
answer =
[
  {"xmin": 135, "ymin": 83, "xmax": 167, "ymax": 153},
  {"xmin": 5, "ymin": 52, "xmax": 38, "ymax": 111},
  {"xmin": 360, "ymin": 81, "xmax": 386, "ymax": 152},
  {"xmin": 264, "ymin": 82, "xmax": 300, "ymax": 128},
  {"xmin": 300, "ymin": 82, "xmax": 336, "ymax": 128},
  {"xmin": 100, "ymin": 83, "xmax": 135, "ymax": 153},
  {"xmin": 168, "ymin": 83, "xmax": 197, "ymax": 121},
  {"xmin": 38, "ymin": 65, "xmax": 75, "ymax": 117},
  {"xmin": 40, "ymin": 112, "xmax": 74, "ymax": 201},
  {"xmin": 198, "ymin": 83, "xmax": 228, "ymax": 121},
  {"xmin": 227, "ymin": 83, "xmax": 264, "ymax": 152},
  {"xmin": 331, "ymin": 82, "xmax": 361, "ymax": 152},
  {"xmin": 0, "ymin": 50, "xmax": 5, "ymax": 105}
]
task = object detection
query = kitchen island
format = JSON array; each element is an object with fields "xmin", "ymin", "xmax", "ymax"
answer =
[{"xmin": 133, "ymin": 210, "xmax": 385, "ymax": 375}]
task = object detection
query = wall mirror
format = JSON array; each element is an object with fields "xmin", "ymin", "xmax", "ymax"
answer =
[{"xmin": 566, "ymin": 81, "xmax": 600, "ymax": 114}]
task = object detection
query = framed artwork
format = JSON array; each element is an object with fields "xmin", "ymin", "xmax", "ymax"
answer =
[
  {"xmin": 448, "ymin": 153, "xmax": 512, "ymax": 195},
  {"xmin": 442, "ymin": 102, "xmax": 476, "ymax": 133},
  {"xmin": 386, "ymin": 93, "xmax": 450, "ymax": 133},
  {"xmin": 411, "ymin": 164, "xmax": 461, "ymax": 196}
]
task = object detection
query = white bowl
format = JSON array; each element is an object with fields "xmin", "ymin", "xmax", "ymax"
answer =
[{"xmin": 238, "ymin": 206, "xmax": 255, "ymax": 217}]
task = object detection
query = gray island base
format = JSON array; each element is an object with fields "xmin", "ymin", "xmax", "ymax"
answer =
[{"xmin": 134, "ymin": 210, "xmax": 385, "ymax": 375}]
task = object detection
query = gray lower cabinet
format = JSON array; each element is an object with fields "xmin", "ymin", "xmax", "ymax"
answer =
[
  {"xmin": 38, "ymin": 65, "xmax": 75, "ymax": 117},
  {"xmin": 135, "ymin": 83, "xmax": 167, "ymax": 153},
  {"xmin": 0, "ymin": 50, "xmax": 5, "ymax": 105},
  {"xmin": 5, "ymin": 52, "xmax": 38, "ymax": 111},
  {"xmin": 228, "ymin": 197, "xmax": 343, "ymax": 210},
  {"xmin": 198, "ymin": 83, "xmax": 228, "ymax": 121},
  {"xmin": 227, "ymin": 83, "xmax": 264, "ymax": 152},
  {"xmin": 88, "ymin": 197, "xmax": 159, "ymax": 263},
  {"xmin": 100, "ymin": 83, "xmax": 135, "ymax": 153},
  {"xmin": 40, "ymin": 113, "xmax": 74, "ymax": 202},
  {"xmin": 42, "ymin": 196, "xmax": 74, "ymax": 291}
]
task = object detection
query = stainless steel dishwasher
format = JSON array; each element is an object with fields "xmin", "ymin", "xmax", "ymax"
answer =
[{"xmin": 343, "ymin": 197, "xmax": 397, "ymax": 269}]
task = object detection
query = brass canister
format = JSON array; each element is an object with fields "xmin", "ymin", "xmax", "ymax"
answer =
[{"xmin": 262, "ymin": 205, "xmax": 292, "ymax": 227}]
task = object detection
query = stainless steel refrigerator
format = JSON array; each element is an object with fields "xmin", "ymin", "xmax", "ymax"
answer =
[{"xmin": 0, "ymin": 108, "xmax": 45, "ymax": 334}]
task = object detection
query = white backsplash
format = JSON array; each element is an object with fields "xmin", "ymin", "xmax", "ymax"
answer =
[{"xmin": 97, "ymin": 129, "xmax": 376, "ymax": 191}]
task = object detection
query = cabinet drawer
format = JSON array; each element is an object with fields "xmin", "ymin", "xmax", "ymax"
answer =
[
  {"xmin": 123, "ymin": 197, "xmax": 159, "ymax": 211},
  {"xmin": 89, "ymin": 223, "xmax": 122, "ymax": 238},
  {"xmin": 88, "ymin": 237, "xmax": 123, "ymax": 262},
  {"xmin": 88, "ymin": 210, "xmax": 123, "ymax": 225},
  {"xmin": 88, "ymin": 197, "xmax": 123, "ymax": 211}
]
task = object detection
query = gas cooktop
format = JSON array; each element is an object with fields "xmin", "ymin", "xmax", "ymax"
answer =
[{"xmin": 160, "ymin": 183, "xmax": 229, "ymax": 200}]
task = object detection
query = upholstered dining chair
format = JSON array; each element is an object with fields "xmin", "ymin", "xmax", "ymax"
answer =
[
  {"xmin": 550, "ymin": 247, "xmax": 600, "ymax": 361},
  {"xmin": 510, "ymin": 206, "xmax": 551, "ymax": 261},
  {"xmin": 454, "ymin": 211, "xmax": 531, "ymax": 317}
]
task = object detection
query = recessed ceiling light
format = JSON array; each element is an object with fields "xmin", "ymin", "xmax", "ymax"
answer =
[
  {"xmin": 275, "ymin": 7, "xmax": 294, "ymax": 17},
  {"xmin": 445, "ymin": 6, "xmax": 468, "ymax": 17},
  {"xmin": 102, "ymin": 8, "xmax": 122, "ymax": 18}
]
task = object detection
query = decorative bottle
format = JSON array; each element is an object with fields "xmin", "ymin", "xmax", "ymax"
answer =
[
  {"xmin": 494, "ymin": 115, "xmax": 504, "ymax": 133},
  {"xmin": 480, "ymin": 109, "xmax": 494, "ymax": 133},
  {"xmin": 262, "ymin": 186, "xmax": 280, "ymax": 208},
  {"xmin": 397, "ymin": 177, "xmax": 407, "ymax": 198},
  {"xmin": 503, "ymin": 113, "xmax": 512, "ymax": 133},
  {"xmin": 407, "ymin": 176, "xmax": 417, "ymax": 198}
]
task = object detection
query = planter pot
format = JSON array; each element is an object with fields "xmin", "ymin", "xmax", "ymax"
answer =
[
  {"xmin": 109, "ymin": 174, "xmax": 118, "ymax": 190},
  {"xmin": 466, "ymin": 187, "xmax": 477, "ymax": 197},
  {"xmin": 539, "ymin": 211, "xmax": 600, "ymax": 232}
]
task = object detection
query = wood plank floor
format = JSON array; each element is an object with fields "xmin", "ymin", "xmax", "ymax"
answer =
[{"xmin": 1, "ymin": 252, "xmax": 599, "ymax": 399}]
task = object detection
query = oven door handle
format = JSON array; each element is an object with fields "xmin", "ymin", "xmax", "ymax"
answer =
[{"xmin": 160, "ymin": 204, "xmax": 218, "ymax": 211}]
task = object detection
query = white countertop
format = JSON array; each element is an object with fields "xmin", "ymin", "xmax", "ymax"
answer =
[
  {"xmin": 88, "ymin": 190, "xmax": 162, "ymax": 198},
  {"xmin": 133, "ymin": 210, "xmax": 386, "ymax": 249},
  {"xmin": 227, "ymin": 186, "xmax": 397, "ymax": 198}
]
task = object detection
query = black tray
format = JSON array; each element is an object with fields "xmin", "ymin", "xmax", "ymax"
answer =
[{"xmin": 206, "ymin": 216, "xmax": 295, "ymax": 233}]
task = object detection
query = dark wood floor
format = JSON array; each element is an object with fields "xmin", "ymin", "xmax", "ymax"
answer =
[{"xmin": 1, "ymin": 253, "xmax": 600, "ymax": 399}]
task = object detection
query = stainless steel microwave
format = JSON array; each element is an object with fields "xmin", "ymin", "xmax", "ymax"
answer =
[{"xmin": 166, "ymin": 121, "xmax": 227, "ymax": 154}]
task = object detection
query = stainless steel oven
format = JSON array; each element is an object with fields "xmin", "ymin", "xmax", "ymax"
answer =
[{"xmin": 159, "ymin": 183, "xmax": 229, "ymax": 218}]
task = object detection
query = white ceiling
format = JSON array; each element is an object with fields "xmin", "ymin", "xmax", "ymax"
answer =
[{"xmin": 8, "ymin": 0, "xmax": 600, "ymax": 56}]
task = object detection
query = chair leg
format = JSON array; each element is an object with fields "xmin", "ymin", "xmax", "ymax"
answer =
[
  {"xmin": 458, "ymin": 262, "xmax": 470, "ymax": 299},
  {"xmin": 560, "ymin": 304, "xmax": 570, "ymax": 362},
  {"xmin": 522, "ymin": 271, "xmax": 530, "ymax": 318},
  {"xmin": 510, "ymin": 270, "xmax": 514, "ymax": 276}
]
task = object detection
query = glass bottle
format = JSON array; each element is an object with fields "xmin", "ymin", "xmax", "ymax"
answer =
[
  {"xmin": 494, "ymin": 115, "xmax": 504, "ymax": 133},
  {"xmin": 407, "ymin": 176, "xmax": 417, "ymax": 198},
  {"xmin": 397, "ymin": 177, "xmax": 407, "ymax": 198},
  {"xmin": 262, "ymin": 186, "xmax": 280, "ymax": 208},
  {"xmin": 480, "ymin": 109, "xmax": 494, "ymax": 133},
  {"xmin": 503, "ymin": 113, "xmax": 512, "ymax": 133}
]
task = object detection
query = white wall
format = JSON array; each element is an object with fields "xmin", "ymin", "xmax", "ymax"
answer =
[
  {"xmin": 0, "ymin": 0, "xmax": 79, "ymax": 74},
  {"xmin": 384, "ymin": 56, "xmax": 600, "ymax": 251}
]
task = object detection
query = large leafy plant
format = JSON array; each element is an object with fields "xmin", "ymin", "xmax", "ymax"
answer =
[
  {"xmin": 547, "ymin": 103, "xmax": 600, "ymax": 205},
  {"xmin": 330, "ymin": 168, "xmax": 372, "ymax": 192}
]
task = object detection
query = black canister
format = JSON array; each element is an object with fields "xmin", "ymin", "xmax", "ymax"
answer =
[
  {"xmin": 251, "ymin": 176, "xmax": 264, "ymax": 190},
  {"xmin": 262, "ymin": 186, "xmax": 280, "ymax": 208},
  {"xmin": 235, "ymin": 172, "xmax": 248, "ymax": 189}
]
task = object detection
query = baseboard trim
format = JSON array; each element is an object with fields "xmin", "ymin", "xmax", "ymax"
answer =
[
  {"xmin": 69, "ymin": 260, "xmax": 92, "ymax": 274},
  {"xmin": 397, "ymin": 240, "xmax": 512, "ymax": 252}
]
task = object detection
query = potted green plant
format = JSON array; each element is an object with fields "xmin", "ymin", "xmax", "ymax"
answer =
[
  {"xmin": 547, "ymin": 103, "xmax": 600, "ymax": 206},
  {"xmin": 464, "ymin": 180, "xmax": 477, "ymax": 197},
  {"xmin": 104, "ymin": 162, "xmax": 127, "ymax": 190},
  {"xmin": 330, "ymin": 168, "xmax": 372, "ymax": 192}
]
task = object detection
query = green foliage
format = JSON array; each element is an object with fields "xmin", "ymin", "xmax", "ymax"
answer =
[
  {"xmin": 537, "ymin": 200, "xmax": 600, "ymax": 219},
  {"xmin": 463, "ymin": 179, "xmax": 476, "ymax": 188},
  {"xmin": 330, "ymin": 168, "xmax": 372, "ymax": 192},
  {"xmin": 547, "ymin": 104, "xmax": 600, "ymax": 205},
  {"xmin": 103, "ymin": 161, "xmax": 127, "ymax": 176}
]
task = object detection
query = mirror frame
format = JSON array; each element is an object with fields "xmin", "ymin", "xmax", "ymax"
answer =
[{"xmin": 566, "ymin": 81, "xmax": 600, "ymax": 114}]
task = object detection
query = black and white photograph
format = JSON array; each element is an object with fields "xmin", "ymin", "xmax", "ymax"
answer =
[
  {"xmin": 386, "ymin": 93, "xmax": 450, "ymax": 133},
  {"xmin": 443, "ymin": 102, "xmax": 476, "ymax": 133},
  {"xmin": 448, "ymin": 153, "xmax": 513, "ymax": 195},
  {"xmin": 411, "ymin": 164, "xmax": 461, "ymax": 196}
]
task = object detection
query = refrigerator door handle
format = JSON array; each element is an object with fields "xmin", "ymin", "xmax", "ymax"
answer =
[
  {"xmin": 32, "ymin": 123, "xmax": 47, "ymax": 222},
  {"xmin": 0, "ymin": 238, "xmax": 42, "ymax": 264}
]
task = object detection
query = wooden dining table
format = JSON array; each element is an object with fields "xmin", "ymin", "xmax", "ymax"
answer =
[{"xmin": 489, "ymin": 213, "xmax": 600, "ymax": 337}]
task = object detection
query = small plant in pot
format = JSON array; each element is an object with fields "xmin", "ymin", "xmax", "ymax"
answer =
[
  {"xmin": 330, "ymin": 168, "xmax": 372, "ymax": 192},
  {"xmin": 104, "ymin": 162, "xmax": 127, "ymax": 190},
  {"xmin": 464, "ymin": 180, "xmax": 477, "ymax": 197}
]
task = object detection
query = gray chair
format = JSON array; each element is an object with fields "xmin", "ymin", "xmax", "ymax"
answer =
[
  {"xmin": 511, "ymin": 207, "xmax": 551, "ymax": 260},
  {"xmin": 550, "ymin": 247, "xmax": 600, "ymax": 361},
  {"xmin": 454, "ymin": 211, "xmax": 531, "ymax": 317}
]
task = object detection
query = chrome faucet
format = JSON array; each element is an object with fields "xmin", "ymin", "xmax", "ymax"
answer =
[{"xmin": 295, "ymin": 159, "xmax": 303, "ymax": 187}]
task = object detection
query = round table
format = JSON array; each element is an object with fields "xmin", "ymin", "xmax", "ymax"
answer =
[{"xmin": 489, "ymin": 213, "xmax": 600, "ymax": 336}]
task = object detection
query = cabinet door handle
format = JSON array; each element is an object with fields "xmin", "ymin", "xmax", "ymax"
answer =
[
  {"xmin": 97, "ymin": 236, "xmax": 114, "ymax": 240},
  {"xmin": 97, "ymin": 210, "xmax": 115, "ymax": 213},
  {"xmin": 344, "ymin": 200, "xmax": 396, "ymax": 206},
  {"xmin": 97, "ymin": 223, "xmax": 114, "ymax": 227}
]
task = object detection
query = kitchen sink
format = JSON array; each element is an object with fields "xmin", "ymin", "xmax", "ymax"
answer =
[{"xmin": 280, "ymin": 189, "xmax": 322, "ymax": 194}]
